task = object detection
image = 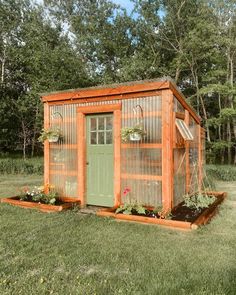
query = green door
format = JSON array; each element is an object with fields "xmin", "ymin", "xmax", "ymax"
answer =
[{"xmin": 86, "ymin": 114, "xmax": 114, "ymax": 207}]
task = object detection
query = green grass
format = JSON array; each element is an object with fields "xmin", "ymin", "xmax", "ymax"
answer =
[
  {"xmin": 205, "ymin": 165, "xmax": 236, "ymax": 181},
  {"xmin": 0, "ymin": 175, "xmax": 236, "ymax": 294}
]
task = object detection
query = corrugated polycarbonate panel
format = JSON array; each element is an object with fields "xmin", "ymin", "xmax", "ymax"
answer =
[
  {"xmin": 48, "ymin": 95, "xmax": 162, "ymax": 204},
  {"xmin": 189, "ymin": 117, "xmax": 199, "ymax": 193},
  {"xmin": 49, "ymin": 104, "xmax": 78, "ymax": 198},
  {"xmin": 173, "ymin": 148, "xmax": 186, "ymax": 206}
]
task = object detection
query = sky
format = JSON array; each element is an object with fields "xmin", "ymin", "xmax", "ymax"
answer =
[{"xmin": 112, "ymin": 0, "xmax": 134, "ymax": 14}]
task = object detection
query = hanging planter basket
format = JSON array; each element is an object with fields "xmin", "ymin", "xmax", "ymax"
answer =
[
  {"xmin": 129, "ymin": 132, "xmax": 142, "ymax": 141},
  {"xmin": 121, "ymin": 105, "xmax": 146, "ymax": 142},
  {"xmin": 48, "ymin": 135, "xmax": 60, "ymax": 143}
]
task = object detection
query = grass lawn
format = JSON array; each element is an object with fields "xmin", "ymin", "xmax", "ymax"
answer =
[{"xmin": 0, "ymin": 175, "xmax": 236, "ymax": 294}]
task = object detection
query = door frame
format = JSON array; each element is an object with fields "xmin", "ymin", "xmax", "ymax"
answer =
[{"xmin": 77, "ymin": 103, "xmax": 121, "ymax": 207}]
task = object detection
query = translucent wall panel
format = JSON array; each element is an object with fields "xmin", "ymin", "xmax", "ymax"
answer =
[
  {"xmin": 121, "ymin": 179, "xmax": 162, "ymax": 206},
  {"xmin": 48, "ymin": 95, "xmax": 162, "ymax": 205},
  {"xmin": 174, "ymin": 97, "xmax": 185, "ymax": 113},
  {"xmin": 173, "ymin": 148, "xmax": 186, "ymax": 206},
  {"xmin": 121, "ymin": 149, "xmax": 162, "ymax": 176},
  {"xmin": 49, "ymin": 104, "xmax": 77, "ymax": 198},
  {"xmin": 189, "ymin": 116, "xmax": 199, "ymax": 193}
]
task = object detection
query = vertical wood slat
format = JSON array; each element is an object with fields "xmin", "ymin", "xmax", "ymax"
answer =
[
  {"xmin": 77, "ymin": 112, "xmax": 86, "ymax": 206},
  {"xmin": 162, "ymin": 89, "xmax": 174, "ymax": 212},
  {"xmin": 114, "ymin": 109, "xmax": 121, "ymax": 206},
  {"xmin": 44, "ymin": 103, "xmax": 50, "ymax": 192},
  {"xmin": 185, "ymin": 110, "xmax": 190, "ymax": 193},
  {"xmin": 198, "ymin": 125, "xmax": 203, "ymax": 191}
]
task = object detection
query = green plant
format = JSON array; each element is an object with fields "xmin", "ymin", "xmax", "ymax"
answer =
[
  {"xmin": 115, "ymin": 202, "xmax": 146, "ymax": 215},
  {"xmin": 121, "ymin": 124, "xmax": 146, "ymax": 142},
  {"xmin": 38, "ymin": 127, "xmax": 61, "ymax": 143},
  {"xmin": 19, "ymin": 186, "xmax": 58, "ymax": 205},
  {"xmin": 183, "ymin": 193, "xmax": 216, "ymax": 211}
]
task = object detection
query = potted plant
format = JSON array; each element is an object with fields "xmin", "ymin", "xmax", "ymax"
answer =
[
  {"xmin": 38, "ymin": 127, "xmax": 62, "ymax": 143},
  {"xmin": 121, "ymin": 124, "xmax": 146, "ymax": 142}
]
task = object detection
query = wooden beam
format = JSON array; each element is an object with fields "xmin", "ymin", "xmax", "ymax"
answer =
[
  {"xmin": 121, "ymin": 173, "xmax": 162, "ymax": 181},
  {"xmin": 42, "ymin": 81, "xmax": 169, "ymax": 102},
  {"xmin": 77, "ymin": 112, "xmax": 86, "ymax": 206},
  {"xmin": 161, "ymin": 89, "xmax": 174, "ymax": 212},
  {"xmin": 46, "ymin": 90, "xmax": 162, "ymax": 106},
  {"xmin": 114, "ymin": 109, "xmax": 121, "ymax": 206},
  {"xmin": 44, "ymin": 103, "xmax": 50, "ymax": 192},
  {"xmin": 185, "ymin": 110, "xmax": 190, "ymax": 193},
  {"xmin": 198, "ymin": 125, "xmax": 203, "ymax": 191},
  {"xmin": 121, "ymin": 143, "xmax": 162, "ymax": 149},
  {"xmin": 77, "ymin": 104, "xmax": 121, "ymax": 114}
]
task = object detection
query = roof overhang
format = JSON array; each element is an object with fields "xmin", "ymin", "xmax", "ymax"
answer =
[{"xmin": 40, "ymin": 78, "xmax": 201, "ymax": 124}]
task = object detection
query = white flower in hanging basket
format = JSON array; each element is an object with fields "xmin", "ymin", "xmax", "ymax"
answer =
[
  {"xmin": 121, "ymin": 125, "xmax": 146, "ymax": 142},
  {"xmin": 129, "ymin": 132, "xmax": 142, "ymax": 141},
  {"xmin": 38, "ymin": 127, "xmax": 62, "ymax": 143}
]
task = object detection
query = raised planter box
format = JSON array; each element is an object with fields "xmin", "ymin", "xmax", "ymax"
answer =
[
  {"xmin": 97, "ymin": 192, "xmax": 227, "ymax": 230},
  {"xmin": 1, "ymin": 196, "xmax": 80, "ymax": 213}
]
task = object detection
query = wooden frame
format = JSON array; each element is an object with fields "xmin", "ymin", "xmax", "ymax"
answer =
[
  {"xmin": 41, "ymin": 78, "xmax": 205, "ymax": 212},
  {"xmin": 161, "ymin": 89, "xmax": 174, "ymax": 212},
  {"xmin": 77, "ymin": 104, "xmax": 121, "ymax": 207}
]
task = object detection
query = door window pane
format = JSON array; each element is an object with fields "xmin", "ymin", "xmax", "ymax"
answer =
[
  {"xmin": 90, "ymin": 131, "xmax": 97, "ymax": 144},
  {"xmin": 98, "ymin": 117, "xmax": 105, "ymax": 130},
  {"xmin": 106, "ymin": 116, "xmax": 113, "ymax": 130},
  {"xmin": 98, "ymin": 132, "xmax": 105, "ymax": 144},
  {"xmin": 106, "ymin": 131, "xmax": 113, "ymax": 144},
  {"xmin": 90, "ymin": 118, "xmax": 97, "ymax": 131}
]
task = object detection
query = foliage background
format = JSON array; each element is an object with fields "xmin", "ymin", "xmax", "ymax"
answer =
[{"xmin": 0, "ymin": 0, "xmax": 235, "ymax": 164}]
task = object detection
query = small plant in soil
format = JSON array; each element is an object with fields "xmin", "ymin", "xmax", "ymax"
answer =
[
  {"xmin": 116, "ymin": 188, "xmax": 169, "ymax": 218},
  {"xmin": 183, "ymin": 193, "xmax": 216, "ymax": 211},
  {"xmin": 19, "ymin": 185, "xmax": 58, "ymax": 205}
]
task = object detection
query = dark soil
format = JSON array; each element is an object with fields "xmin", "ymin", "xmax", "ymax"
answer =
[
  {"xmin": 117, "ymin": 205, "xmax": 206, "ymax": 223},
  {"xmin": 13, "ymin": 196, "xmax": 65, "ymax": 206},
  {"xmin": 171, "ymin": 202, "xmax": 205, "ymax": 223}
]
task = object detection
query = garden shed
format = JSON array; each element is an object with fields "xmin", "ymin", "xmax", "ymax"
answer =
[{"xmin": 41, "ymin": 78, "xmax": 205, "ymax": 212}]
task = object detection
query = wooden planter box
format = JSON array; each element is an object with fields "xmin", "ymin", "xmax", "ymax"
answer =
[
  {"xmin": 97, "ymin": 192, "xmax": 227, "ymax": 230},
  {"xmin": 1, "ymin": 196, "xmax": 80, "ymax": 213}
]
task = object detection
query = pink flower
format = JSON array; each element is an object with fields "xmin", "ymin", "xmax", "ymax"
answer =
[{"xmin": 123, "ymin": 187, "xmax": 131, "ymax": 196}]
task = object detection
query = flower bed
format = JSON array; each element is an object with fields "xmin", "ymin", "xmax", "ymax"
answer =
[
  {"xmin": 97, "ymin": 192, "xmax": 227, "ymax": 230},
  {"xmin": 0, "ymin": 185, "xmax": 80, "ymax": 213},
  {"xmin": 1, "ymin": 196, "xmax": 79, "ymax": 212}
]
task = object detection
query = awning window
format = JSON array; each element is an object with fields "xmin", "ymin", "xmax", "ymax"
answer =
[{"xmin": 175, "ymin": 119, "xmax": 194, "ymax": 141}]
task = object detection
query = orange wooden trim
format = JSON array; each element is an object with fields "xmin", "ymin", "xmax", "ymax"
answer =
[
  {"xmin": 42, "ymin": 81, "xmax": 169, "ymax": 102},
  {"xmin": 175, "ymin": 112, "xmax": 185, "ymax": 120},
  {"xmin": 123, "ymin": 111, "xmax": 161, "ymax": 119},
  {"xmin": 185, "ymin": 110, "xmax": 190, "ymax": 193},
  {"xmin": 50, "ymin": 144, "xmax": 77, "ymax": 149},
  {"xmin": 114, "ymin": 109, "xmax": 121, "ymax": 206},
  {"xmin": 161, "ymin": 89, "xmax": 174, "ymax": 211},
  {"xmin": 77, "ymin": 112, "xmax": 85, "ymax": 206},
  {"xmin": 77, "ymin": 103, "xmax": 121, "ymax": 113},
  {"xmin": 121, "ymin": 143, "xmax": 162, "ymax": 149},
  {"xmin": 49, "ymin": 170, "xmax": 77, "ymax": 176},
  {"xmin": 169, "ymin": 83, "xmax": 201, "ymax": 124},
  {"xmin": 44, "ymin": 103, "xmax": 50, "ymax": 192},
  {"xmin": 46, "ymin": 90, "xmax": 162, "ymax": 106},
  {"xmin": 121, "ymin": 173, "xmax": 162, "ymax": 181},
  {"xmin": 198, "ymin": 125, "xmax": 203, "ymax": 191}
]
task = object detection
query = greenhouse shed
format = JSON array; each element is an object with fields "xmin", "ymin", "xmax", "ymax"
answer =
[{"xmin": 41, "ymin": 78, "xmax": 205, "ymax": 212}]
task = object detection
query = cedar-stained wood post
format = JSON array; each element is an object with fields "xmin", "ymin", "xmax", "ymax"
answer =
[
  {"xmin": 44, "ymin": 102, "xmax": 50, "ymax": 193},
  {"xmin": 185, "ymin": 110, "xmax": 190, "ymax": 193},
  {"xmin": 198, "ymin": 125, "xmax": 203, "ymax": 191},
  {"xmin": 162, "ymin": 89, "xmax": 174, "ymax": 212}
]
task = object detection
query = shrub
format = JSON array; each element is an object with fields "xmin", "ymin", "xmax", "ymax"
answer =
[
  {"xmin": 0, "ymin": 157, "xmax": 43, "ymax": 175},
  {"xmin": 205, "ymin": 165, "xmax": 236, "ymax": 181}
]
